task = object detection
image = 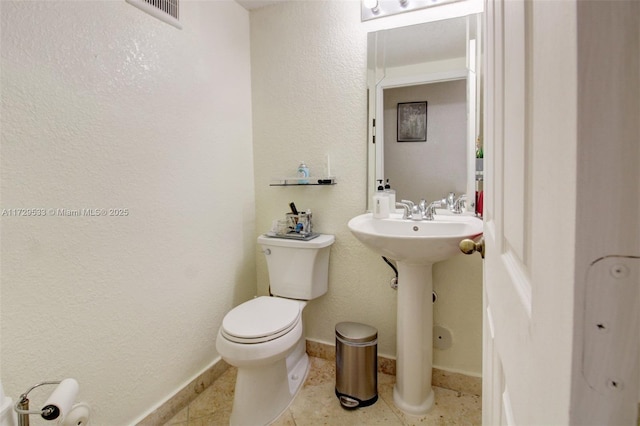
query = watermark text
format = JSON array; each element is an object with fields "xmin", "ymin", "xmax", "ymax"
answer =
[{"xmin": 1, "ymin": 208, "xmax": 130, "ymax": 217}]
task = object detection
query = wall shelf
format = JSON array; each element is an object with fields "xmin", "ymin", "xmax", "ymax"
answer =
[{"xmin": 270, "ymin": 177, "xmax": 337, "ymax": 186}]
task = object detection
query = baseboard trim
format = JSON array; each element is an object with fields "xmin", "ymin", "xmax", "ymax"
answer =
[
  {"xmin": 135, "ymin": 357, "xmax": 230, "ymax": 425},
  {"xmin": 306, "ymin": 339, "xmax": 481, "ymax": 396}
]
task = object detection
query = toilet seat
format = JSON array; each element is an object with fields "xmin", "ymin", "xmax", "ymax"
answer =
[{"xmin": 221, "ymin": 296, "xmax": 301, "ymax": 344}]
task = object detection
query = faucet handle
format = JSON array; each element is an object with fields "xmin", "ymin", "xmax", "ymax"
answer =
[
  {"xmin": 400, "ymin": 199, "xmax": 415, "ymax": 209},
  {"xmin": 424, "ymin": 200, "xmax": 444, "ymax": 220},
  {"xmin": 452, "ymin": 194, "xmax": 468, "ymax": 214},
  {"xmin": 396, "ymin": 202, "xmax": 412, "ymax": 219}
]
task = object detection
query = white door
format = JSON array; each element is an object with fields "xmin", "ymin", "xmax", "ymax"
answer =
[{"xmin": 482, "ymin": 0, "xmax": 639, "ymax": 424}]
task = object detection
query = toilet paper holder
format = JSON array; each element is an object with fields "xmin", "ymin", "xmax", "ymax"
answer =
[{"xmin": 14, "ymin": 379, "xmax": 79, "ymax": 426}]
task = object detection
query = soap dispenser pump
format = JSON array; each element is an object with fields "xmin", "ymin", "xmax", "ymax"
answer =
[{"xmin": 384, "ymin": 179, "xmax": 396, "ymax": 212}]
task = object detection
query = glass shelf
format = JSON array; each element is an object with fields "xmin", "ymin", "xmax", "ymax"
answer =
[{"xmin": 270, "ymin": 177, "xmax": 337, "ymax": 186}]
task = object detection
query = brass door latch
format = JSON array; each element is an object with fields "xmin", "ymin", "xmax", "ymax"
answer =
[{"xmin": 459, "ymin": 237, "xmax": 485, "ymax": 259}]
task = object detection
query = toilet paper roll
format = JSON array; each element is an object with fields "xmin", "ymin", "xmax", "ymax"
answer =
[
  {"xmin": 41, "ymin": 378, "xmax": 79, "ymax": 421},
  {"xmin": 60, "ymin": 402, "xmax": 90, "ymax": 426}
]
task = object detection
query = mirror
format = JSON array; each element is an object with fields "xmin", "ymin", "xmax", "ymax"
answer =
[{"xmin": 366, "ymin": 14, "xmax": 481, "ymax": 212}]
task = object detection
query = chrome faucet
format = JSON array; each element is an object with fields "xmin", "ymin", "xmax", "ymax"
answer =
[
  {"xmin": 396, "ymin": 201, "xmax": 412, "ymax": 219},
  {"xmin": 396, "ymin": 193, "xmax": 465, "ymax": 220},
  {"xmin": 446, "ymin": 192, "xmax": 456, "ymax": 210},
  {"xmin": 424, "ymin": 200, "xmax": 444, "ymax": 220},
  {"xmin": 452, "ymin": 194, "xmax": 467, "ymax": 214},
  {"xmin": 397, "ymin": 199, "xmax": 442, "ymax": 220},
  {"xmin": 399, "ymin": 200, "xmax": 417, "ymax": 220},
  {"xmin": 412, "ymin": 199, "xmax": 430, "ymax": 221},
  {"xmin": 404, "ymin": 199, "xmax": 427, "ymax": 221},
  {"xmin": 398, "ymin": 199, "xmax": 424, "ymax": 220},
  {"xmin": 418, "ymin": 199, "xmax": 428, "ymax": 213}
]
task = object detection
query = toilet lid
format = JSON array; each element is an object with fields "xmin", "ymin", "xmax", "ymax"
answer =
[{"xmin": 221, "ymin": 296, "xmax": 301, "ymax": 344}]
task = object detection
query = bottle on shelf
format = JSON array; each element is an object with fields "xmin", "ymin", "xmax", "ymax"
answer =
[{"xmin": 297, "ymin": 161, "xmax": 309, "ymax": 184}]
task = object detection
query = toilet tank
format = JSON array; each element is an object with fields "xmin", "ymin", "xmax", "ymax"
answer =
[{"xmin": 257, "ymin": 234, "xmax": 335, "ymax": 300}]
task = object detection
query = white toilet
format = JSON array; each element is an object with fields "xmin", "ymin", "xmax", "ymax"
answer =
[{"xmin": 216, "ymin": 233, "xmax": 335, "ymax": 426}]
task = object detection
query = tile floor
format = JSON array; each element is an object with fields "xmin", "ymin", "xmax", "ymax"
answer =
[{"xmin": 163, "ymin": 357, "xmax": 481, "ymax": 425}]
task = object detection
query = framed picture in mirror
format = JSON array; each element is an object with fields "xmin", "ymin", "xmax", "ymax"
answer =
[{"xmin": 397, "ymin": 101, "xmax": 427, "ymax": 142}]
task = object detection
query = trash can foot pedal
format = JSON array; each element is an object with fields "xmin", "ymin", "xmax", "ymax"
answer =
[
  {"xmin": 335, "ymin": 389, "xmax": 378, "ymax": 409},
  {"xmin": 339, "ymin": 395, "xmax": 359, "ymax": 409}
]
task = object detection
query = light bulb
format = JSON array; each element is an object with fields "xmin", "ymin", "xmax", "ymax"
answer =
[{"xmin": 363, "ymin": 0, "xmax": 379, "ymax": 13}]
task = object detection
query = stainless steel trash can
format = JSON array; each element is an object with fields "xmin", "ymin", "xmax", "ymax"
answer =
[{"xmin": 335, "ymin": 322, "xmax": 378, "ymax": 408}]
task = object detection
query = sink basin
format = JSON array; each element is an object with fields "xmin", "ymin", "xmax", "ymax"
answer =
[
  {"xmin": 347, "ymin": 212, "xmax": 483, "ymax": 263},
  {"xmin": 348, "ymin": 211, "xmax": 483, "ymax": 415}
]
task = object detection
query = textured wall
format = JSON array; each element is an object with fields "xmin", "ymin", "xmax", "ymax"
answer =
[
  {"xmin": 249, "ymin": 0, "xmax": 396, "ymax": 353},
  {"xmin": 0, "ymin": 1, "xmax": 255, "ymax": 424},
  {"xmin": 250, "ymin": 1, "xmax": 482, "ymax": 375}
]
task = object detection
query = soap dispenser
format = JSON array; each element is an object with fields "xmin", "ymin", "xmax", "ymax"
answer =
[
  {"xmin": 384, "ymin": 179, "xmax": 396, "ymax": 212},
  {"xmin": 373, "ymin": 179, "xmax": 389, "ymax": 219}
]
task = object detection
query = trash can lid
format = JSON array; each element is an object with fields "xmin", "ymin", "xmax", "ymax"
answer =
[{"xmin": 335, "ymin": 322, "xmax": 377, "ymax": 343}]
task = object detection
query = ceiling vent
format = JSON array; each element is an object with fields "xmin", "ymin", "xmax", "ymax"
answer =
[{"xmin": 126, "ymin": 0, "xmax": 182, "ymax": 29}]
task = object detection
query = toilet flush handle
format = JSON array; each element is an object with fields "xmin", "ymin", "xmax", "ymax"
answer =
[{"xmin": 263, "ymin": 248, "xmax": 271, "ymax": 255}]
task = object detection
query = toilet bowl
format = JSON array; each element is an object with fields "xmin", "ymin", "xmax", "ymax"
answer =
[
  {"xmin": 217, "ymin": 296, "xmax": 306, "ymax": 367},
  {"xmin": 216, "ymin": 234, "xmax": 335, "ymax": 426}
]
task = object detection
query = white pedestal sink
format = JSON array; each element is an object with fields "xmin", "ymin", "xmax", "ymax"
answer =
[{"xmin": 347, "ymin": 212, "xmax": 483, "ymax": 415}]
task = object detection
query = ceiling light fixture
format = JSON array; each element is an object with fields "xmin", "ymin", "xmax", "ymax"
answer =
[
  {"xmin": 363, "ymin": 0, "xmax": 380, "ymax": 14},
  {"xmin": 361, "ymin": 0, "xmax": 463, "ymax": 22}
]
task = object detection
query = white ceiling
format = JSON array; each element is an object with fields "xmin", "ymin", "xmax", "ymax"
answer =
[{"xmin": 235, "ymin": 0, "xmax": 286, "ymax": 10}]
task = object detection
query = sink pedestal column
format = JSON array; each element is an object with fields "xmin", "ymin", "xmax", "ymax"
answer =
[{"xmin": 393, "ymin": 262, "xmax": 434, "ymax": 415}]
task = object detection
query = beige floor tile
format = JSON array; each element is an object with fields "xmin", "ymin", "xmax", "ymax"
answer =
[
  {"xmin": 162, "ymin": 356, "xmax": 481, "ymax": 426},
  {"xmin": 190, "ymin": 406, "xmax": 232, "ymax": 426},
  {"xmin": 274, "ymin": 356, "xmax": 401, "ymax": 425},
  {"xmin": 304, "ymin": 356, "xmax": 336, "ymax": 386},
  {"xmin": 379, "ymin": 381, "xmax": 481, "ymax": 426},
  {"xmin": 163, "ymin": 405, "xmax": 188, "ymax": 426},
  {"xmin": 187, "ymin": 367, "xmax": 236, "ymax": 423},
  {"xmin": 287, "ymin": 380, "xmax": 404, "ymax": 426},
  {"xmin": 270, "ymin": 409, "xmax": 297, "ymax": 426}
]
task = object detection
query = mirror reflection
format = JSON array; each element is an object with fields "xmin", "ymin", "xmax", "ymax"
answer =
[{"xmin": 367, "ymin": 15, "xmax": 481, "ymax": 212}]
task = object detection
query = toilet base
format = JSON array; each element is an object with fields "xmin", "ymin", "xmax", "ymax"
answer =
[{"xmin": 229, "ymin": 339, "xmax": 309, "ymax": 426}]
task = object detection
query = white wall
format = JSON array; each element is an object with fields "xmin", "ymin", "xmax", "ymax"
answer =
[
  {"xmin": 0, "ymin": 1, "xmax": 255, "ymax": 424},
  {"xmin": 250, "ymin": 1, "xmax": 482, "ymax": 376}
]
